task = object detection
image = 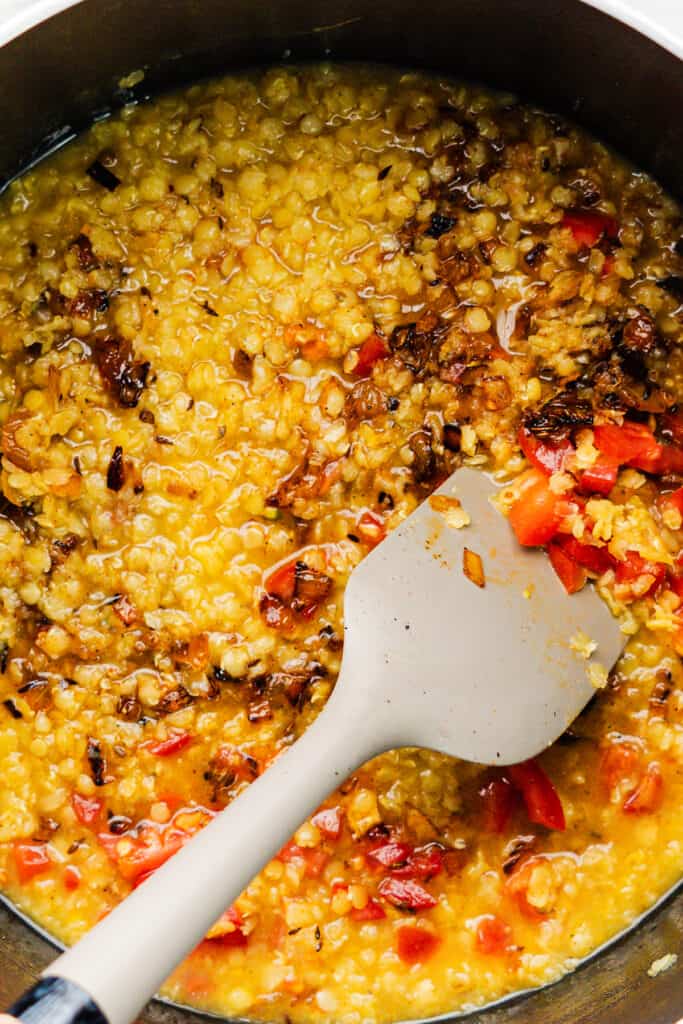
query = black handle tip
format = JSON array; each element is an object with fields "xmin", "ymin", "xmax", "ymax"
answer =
[{"xmin": 9, "ymin": 978, "xmax": 108, "ymax": 1024}]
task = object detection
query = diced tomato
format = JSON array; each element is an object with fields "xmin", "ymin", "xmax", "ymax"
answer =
[
  {"xmin": 205, "ymin": 908, "xmax": 248, "ymax": 948},
  {"xmin": 96, "ymin": 831, "xmax": 120, "ymax": 861},
  {"xmin": 600, "ymin": 740, "xmax": 641, "ymax": 792},
  {"xmin": 594, "ymin": 421, "xmax": 659, "ymax": 466},
  {"xmin": 554, "ymin": 536, "xmax": 615, "ymax": 576},
  {"xmin": 391, "ymin": 846, "xmax": 444, "ymax": 881},
  {"xmin": 303, "ymin": 848, "xmax": 329, "ymax": 878},
  {"xmin": 518, "ymin": 427, "xmax": 574, "ymax": 476},
  {"xmin": 479, "ymin": 776, "xmax": 517, "ymax": 833},
  {"xmin": 206, "ymin": 927, "xmax": 248, "ymax": 949},
  {"xmin": 378, "ymin": 877, "xmax": 438, "ymax": 911},
  {"xmin": 277, "ymin": 841, "xmax": 329, "ymax": 878},
  {"xmin": 593, "ymin": 421, "xmax": 683, "ymax": 476},
  {"xmin": 311, "ymin": 806, "xmax": 342, "ymax": 839},
  {"xmin": 623, "ymin": 763, "xmax": 664, "ymax": 814},
  {"xmin": 264, "ymin": 558, "xmax": 298, "ymax": 602},
  {"xmin": 548, "ymin": 541, "xmax": 587, "ymax": 594},
  {"xmin": 277, "ymin": 840, "xmax": 306, "ymax": 863},
  {"xmin": 615, "ymin": 551, "xmax": 667, "ymax": 597},
  {"xmin": 356, "ymin": 510, "xmax": 387, "ymax": 547},
  {"xmin": 505, "ymin": 857, "xmax": 547, "ymax": 919},
  {"xmin": 508, "ymin": 759, "xmax": 565, "ymax": 831},
  {"xmin": 475, "ymin": 914, "xmax": 513, "ymax": 954},
  {"xmin": 132, "ymin": 869, "xmax": 156, "ymax": 889},
  {"xmin": 143, "ymin": 729, "xmax": 192, "ymax": 757},
  {"xmin": 579, "ymin": 456, "xmax": 619, "ymax": 496},
  {"xmin": 396, "ymin": 925, "xmax": 441, "ymax": 964},
  {"xmin": 71, "ymin": 792, "xmax": 104, "ymax": 827},
  {"xmin": 659, "ymin": 487, "xmax": 683, "ymax": 519},
  {"xmin": 507, "ymin": 468, "xmax": 567, "ymax": 547},
  {"xmin": 350, "ymin": 898, "xmax": 386, "ymax": 922},
  {"xmin": 562, "ymin": 209, "xmax": 618, "ymax": 248},
  {"xmin": 353, "ymin": 333, "xmax": 387, "ymax": 378},
  {"xmin": 366, "ymin": 841, "xmax": 412, "ymax": 870},
  {"xmin": 113, "ymin": 829, "xmax": 186, "ymax": 883},
  {"xmin": 63, "ymin": 865, "xmax": 82, "ymax": 891},
  {"xmin": 650, "ymin": 444, "xmax": 683, "ymax": 476},
  {"xmin": 13, "ymin": 841, "xmax": 51, "ymax": 884}
]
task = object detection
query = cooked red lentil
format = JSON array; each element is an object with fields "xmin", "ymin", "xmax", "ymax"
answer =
[{"xmin": 1, "ymin": 63, "xmax": 683, "ymax": 1024}]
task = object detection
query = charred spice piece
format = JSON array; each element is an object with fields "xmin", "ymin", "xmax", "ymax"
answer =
[
  {"xmin": 86, "ymin": 737, "xmax": 107, "ymax": 787},
  {"xmin": 86, "ymin": 159, "xmax": 121, "ymax": 192},
  {"xmin": 106, "ymin": 446, "xmax": 125, "ymax": 492}
]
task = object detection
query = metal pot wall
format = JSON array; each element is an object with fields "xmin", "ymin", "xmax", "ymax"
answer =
[{"xmin": 0, "ymin": 1, "xmax": 682, "ymax": 1022}]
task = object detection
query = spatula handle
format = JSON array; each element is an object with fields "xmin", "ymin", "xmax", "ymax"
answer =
[{"xmin": 8, "ymin": 690, "xmax": 382, "ymax": 1024}]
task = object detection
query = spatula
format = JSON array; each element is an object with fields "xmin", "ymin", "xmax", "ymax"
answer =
[{"xmin": 6, "ymin": 467, "xmax": 622, "ymax": 1024}]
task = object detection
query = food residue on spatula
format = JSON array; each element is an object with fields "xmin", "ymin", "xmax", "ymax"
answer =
[
  {"xmin": 429, "ymin": 494, "xmax": 471, "ymax": 530},
  {"xmin": 463, "ymin": 547, "xmax": 486, "ymax": 588}
]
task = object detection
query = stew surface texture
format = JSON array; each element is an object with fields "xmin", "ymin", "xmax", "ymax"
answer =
[{"xmin": 1, "ymin": 64, "xmax": 683, "ymax": 1024}]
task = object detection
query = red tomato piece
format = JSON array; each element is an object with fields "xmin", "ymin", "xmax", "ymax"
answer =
[
  {"xmin": 555, "ymin": 536, "xmax": 615, "ymax": 576},
  {"xmin": 143, "ymin": 730, "xmax": 192, "ymax": 757},
  {"xmin": 615, "ymin": 551, "xmax": 667, "ymax": 596},
  {"xmin": 366, "ymin": 841, "xmax": 413, "ymax": 870},
  {"xmin": 507, "ymin": 468, "xmax": 567, "ymax": 547},
  {"xmin": 277, "ymin": 841, "xmax": 306, "ymax": 863},
  {"xmin": 350, "ymin": 898, "xmax": 386, "ymax": 922},
  {"xmin": 205, "ymin": 908, "xmax": 249, "ymax": 948},
  {"xmin": 96, "ymin": 831, "xmax": 120, "ymax": 861},
  {"xmin": 263, "ymin": 558, "xmax": 298, "ymax": 602},
  {"xmin": 311, "ymin": 806, "xmax": 342, "ymax": 839},
  {"xmin": 14, "ymin": 841, "xmax": 51, "ymax": 884},
  {"xmin": 63, "ymin": 865, "xmax": 82, "ymax": 891},
  {"xmin": 396, "ymin": 925, "xmax": 441, "ymax": 964},
  {"xmin": 391, "ymin": 846, "xmax": 444, "ymax": 880},
  {"xmin": 548, "ymin": 541, "xmax": 588, "ymax": 594},
  {"xmin": 623, "ymin": 763, "xmax": 664, "ymax": 814},
  {"xmin": 71, "ymin": 792, "xmax": 104, "ymax": 827},
  {"xmin": 303, "ymin": 848, "xmax": 329, "ymax": 878},
  {"xmin": 206, "ymin": 927, "xmax": 248, "ymax": 949},
  {"xmin": 600, "ymin": 740, "xmax": 641, "ymax": 792},
  {"xmin": 505, "ymin": 857, "xmax": 547, "ymax": 919},
  {"xmin": 591, "ymin": 421, "xmax": 683, "ymax": 475},
  {"xmin": 378, "ymin": 877, "xmax": 438, "ymax": 911},
  {"xmin": 115, "ymin": 831, "xmax": 186, "ymax": 883},
  {"xmin": 479, "ymin": 776, "xmax": 517, "ymax": 833},
  {"xmin": 579, "ymin": 456, "xmax": 619, "ymax": 496},
  {"xmin": 659, "ymin": 487, "xmax": 683, "ymax": 518},
  {"xmin": 353, "ymin": 333, "xmax": 387, "ymax": 378},
  {"xmin": 652, "ymin": 444, "xmax": 683, "ymax": 475},
  {"xmin": 518, "ymin": 427, "xmax": 574, "ymax": 476},
  {"xmin": 508, "ymin": 759, "xmax": 566, "ymax": 831},
  {"xmin": 277, "ymin": 841, "xmax": 328, "ymax": 877},
  {"xmin": 593, "ymin": 422, "xmax": 658, "ymax": 464},
  {"xmin": 356, "ymin": 510, "xmax": 387, "ymax": 547},
  {"xmin": 475, "ymin": 914, "xmax": 513, "ymax": 954},
  {"xmin": 562, "ymin": 210, "xmax": 618, "ymax": 247}
]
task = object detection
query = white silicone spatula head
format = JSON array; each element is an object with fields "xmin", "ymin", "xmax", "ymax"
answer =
[
  {"xmin": 340, "ymin": 465, "xmax": 623, "ymax": 764},
  {"xmin": 10, "ymin": 467, "xmax": 623, "ymax": 1024}
]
